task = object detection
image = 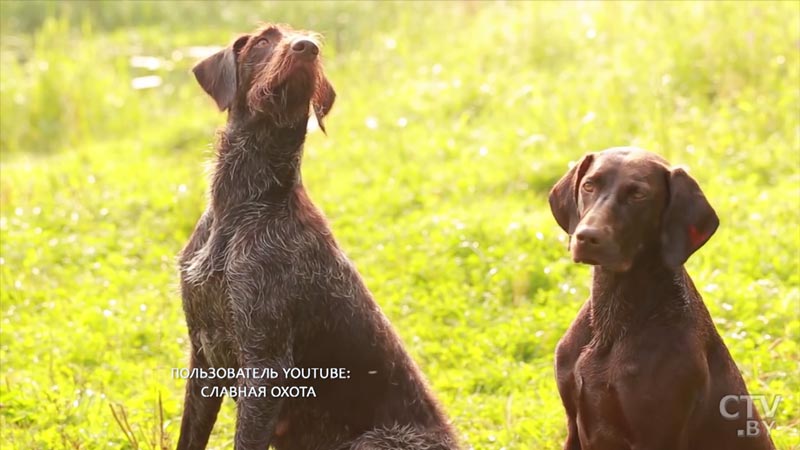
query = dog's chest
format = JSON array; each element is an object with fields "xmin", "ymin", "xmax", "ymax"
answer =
[
  {"xmin": 180, "ymin": 226, "xmax": 238, "ymax": 368},
  {"xmin": 572, "ymin": 345, "xmax": 635, "ymax": 448},
  {"xmin": 183, "ymin": 274, "xmax": 235, "ymax": 362}
]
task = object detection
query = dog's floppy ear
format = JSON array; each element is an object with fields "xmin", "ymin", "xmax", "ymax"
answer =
[
  {"xmin": 312, "ymin": 75, "xmax": 336, "ymax": 134},
  {"xmin": 661, "ymin": 168, "xmax": 719, "ymax": 268},
  {"xmin": 193, "ymin": 35, "xmax": 250, "ymax": 111},
  {"xmin": 549, "ymin": 154, "xmax": 594, "ymax": 234}
]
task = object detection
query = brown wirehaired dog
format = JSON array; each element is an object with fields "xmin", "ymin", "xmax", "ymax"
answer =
[
  {"xmin": 549, "ymin": 147, "xmax": 775, "ymax": 450},
  {"xmin": 177, "ymin": 24, "xmax": 459, "ymax": 450}
]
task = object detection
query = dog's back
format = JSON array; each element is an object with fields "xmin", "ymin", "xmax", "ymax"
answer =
[
  {"xmin": 686, "ymin": 290, "xmax": 773, "ymax": 450},
  {"xmin": 263, "ymin": 188, "xmax": 456, "ymax": 448}
]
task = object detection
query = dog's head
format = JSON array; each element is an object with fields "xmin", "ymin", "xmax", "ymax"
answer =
[
  {"xmin": 549, "ymin": 147, "xmax": 718, "ymax": 271},
  {"xmin": 193, "ymin": 24, "xmax": 336, "ymax": 131}
]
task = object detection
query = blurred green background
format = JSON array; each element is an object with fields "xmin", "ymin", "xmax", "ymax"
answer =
[{"xmin": 1, "ymin": 1, "xmax": 798, "ymax": 448}]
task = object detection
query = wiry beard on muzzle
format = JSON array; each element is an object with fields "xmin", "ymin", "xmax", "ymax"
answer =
[{"xmin": 246, "ymin": 42, "xmax": 323, "ymax": 127}]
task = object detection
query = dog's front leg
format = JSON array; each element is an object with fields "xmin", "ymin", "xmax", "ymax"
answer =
[
  {"xmin": 233, "ymin": 373, "xmax": 287, "ymax": 450},
  {"xmin": 177, "ymin": 340, "xmax": 231, "ymax": 450},
  {"xmin": 555, "ymin": 301, "xmax": 591, "ymax": 450},
  {"xmin": 228, "ymin": 278, "xmax": 294, "ymax": 450}
]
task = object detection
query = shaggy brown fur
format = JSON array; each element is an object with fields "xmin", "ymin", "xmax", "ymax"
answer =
[{"xmin": 176, "ymin": 24, "xmax": 459, "ymax": 450}]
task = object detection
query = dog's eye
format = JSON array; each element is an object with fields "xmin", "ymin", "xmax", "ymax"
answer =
[
  {"xmin": 630, "ymin": 189, "xmax": 647, "ymax": 201},
  {"xmin": 582, "ymin": 181, "xmax": 595, "ymax": 193},
  {"xmin": 254, "ymin": 38, "xmax": 270, "ymax": 48}
]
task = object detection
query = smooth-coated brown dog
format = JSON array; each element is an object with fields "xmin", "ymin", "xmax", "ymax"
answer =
[
  {"xmin": 177, "ymin": 24, "xmax": 458, "ymax": 450},
  {"xmin": 549, "ymin": 147, "xmax": 775, "ymax": 450}
]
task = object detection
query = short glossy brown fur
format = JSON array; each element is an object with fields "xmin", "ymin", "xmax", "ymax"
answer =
[
  {"xmin": 549, "ymin": 147, "xmax": 775, "ymax": 450},
  {"xmin": 177, "ymin": 24, "xmax": 458, "ymax": 450}
]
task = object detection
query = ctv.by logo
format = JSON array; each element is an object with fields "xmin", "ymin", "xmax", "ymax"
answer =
[{"xmin": 719, "ymin": 394, "xmax": 781, "ymax": 437}]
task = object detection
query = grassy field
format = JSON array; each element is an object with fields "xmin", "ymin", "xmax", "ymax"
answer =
[{"xmin": 1, "ymin": 1, "xmax": 798, "ymax": 448}]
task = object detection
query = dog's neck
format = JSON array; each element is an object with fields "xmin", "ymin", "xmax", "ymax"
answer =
[
  {"xmin": 210, "ymin": 117, "xmax": 308, "ymax": 216},
  {"xmin": 589, "ymin": 254, "xmax": 691, "ymax": 348}
]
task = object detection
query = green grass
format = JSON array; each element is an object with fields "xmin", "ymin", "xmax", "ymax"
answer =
[{"xmin": 1, "ymin": 1, "xmax": 798, "ymax": 448}]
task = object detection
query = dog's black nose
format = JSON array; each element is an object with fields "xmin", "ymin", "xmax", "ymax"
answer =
[
  {"xmin": 291, "ymin": 39, "xmax": 319, "ymax": 58},
  {"xmin": 574, "ymin": 226, "xmax": 603, "ymax": 246}
]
